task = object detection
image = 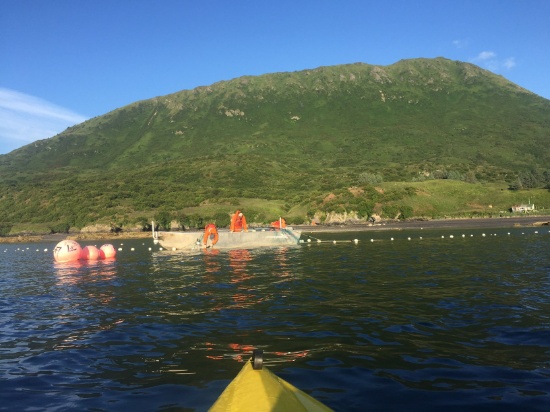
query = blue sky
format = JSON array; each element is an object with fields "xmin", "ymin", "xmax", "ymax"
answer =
[{"xmin": 1, "ymin": 0, "xmax": 549, "ymax": 154}]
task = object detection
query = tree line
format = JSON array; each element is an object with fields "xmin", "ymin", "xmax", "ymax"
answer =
[{"xmin": 508, "ymin": 170, "xmax": 550, "ymax": 190}]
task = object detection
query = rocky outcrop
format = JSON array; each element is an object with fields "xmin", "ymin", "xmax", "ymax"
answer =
[
  {"xmin": 321, "ymin": 211, "xmax": 361, "ymax": 225},
  {"xmin": 80, "ymin": 224, "xmax": 113, "ymax": 233}
]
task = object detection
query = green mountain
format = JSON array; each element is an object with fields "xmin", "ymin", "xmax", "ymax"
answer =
[{"xmin": 1, "ymin": 57, "xmax": 549, "ymax": 233}]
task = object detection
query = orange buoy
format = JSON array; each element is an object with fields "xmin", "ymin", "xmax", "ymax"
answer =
[
  {"xmin": 99, "ymin": 244, "xmax": 116, "ymax": 259},
  {"xmin": 81, "ymin": 245, "xmax": 100, "ymax": 260},
  {"xmin": 53, "ymin": 240, "xmax": 82, "ymax": 262}
]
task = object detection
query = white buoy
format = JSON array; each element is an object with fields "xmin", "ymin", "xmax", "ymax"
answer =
[
  {"xmin": 317, "ymin": 239, "xmax": 321, "ymax": 243},
  {"xmin": 390, "ymin": 237, "xmax": 394, "ymax": 241},
  {"xmin": 353, "ymin": 239, "xmax": 359, "ymax": 244},
  {"xmin": 370, "ymin": 239, "xmax": 374, "ymax": 242},
  {"xmin": 407, "ymin": 237, "xmax": 411, "ymax": 241},
  {"xmin": 307, "ymin": 238, "xmax": 312, "ymax": 243},
  {"xmin": 482, "ymin": 233, "xmax": 486, "ymax": 237},
  {"xmin": 450, "ymin": 235, "xmax": 454, "ymax": 238}
]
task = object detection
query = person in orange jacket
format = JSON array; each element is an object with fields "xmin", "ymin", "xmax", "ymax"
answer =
[
  {"xmin": 203, "ymin": 223, "xmax": 219, "ymax": 247},
  {"xmin": 230, "ymin": 210, "xmax": 248, "ymax": 232},
  {"xmin": 270, "ymin": 217, "xmax": 287, "ymax": 229}
]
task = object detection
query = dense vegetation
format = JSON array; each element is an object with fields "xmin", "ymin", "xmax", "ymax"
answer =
[{"xmin": 1, "ymin": 58, "xmax": 549, "ymax": 235}]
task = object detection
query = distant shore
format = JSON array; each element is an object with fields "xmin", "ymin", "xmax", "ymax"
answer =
[
  {"xmin": 1, "ymin": 215, "xmax": 549, "ymax": 244},
  {"xmin": 298, "ymin": 215, "xmax": 550, "ymax": 233}
]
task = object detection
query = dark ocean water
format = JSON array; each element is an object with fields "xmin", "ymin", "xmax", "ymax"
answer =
[{"xmin": 1, "ymin": 227, "xmax": 549, "ymax": 411}]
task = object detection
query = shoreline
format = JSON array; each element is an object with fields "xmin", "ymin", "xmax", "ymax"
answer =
[
  {"xmin": 1, "ymin": 215, "xmax": 549, "ymax": 244},
  {"xmin": 298, "ymin": 215, "xmax": 550, "ymax": 233}
]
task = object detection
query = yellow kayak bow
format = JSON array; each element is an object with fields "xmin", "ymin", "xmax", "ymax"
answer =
[{"xmin": 209, "ymin": 350, "xmax": 333, "ymax": 412}]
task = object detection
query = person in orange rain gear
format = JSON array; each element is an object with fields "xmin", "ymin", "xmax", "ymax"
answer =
[
  {"xmin": 230, "ymin": 210, "xmax": 248, "ymax": 232},
  {"xmin": 270, "ymin": 217, "xmax": 287, "ymax": 230},
  {"xmin": 203, "ymin": 223, "xmax": 219, "ymax": 247}
]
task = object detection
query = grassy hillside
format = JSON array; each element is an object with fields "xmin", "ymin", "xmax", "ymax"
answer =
[
  {"xmin": 0, "ymin": 58, "xmax": 549, "ymax": 234},
  {"xmin": 4, "ymin": 179, "xmax": 550, "ymax": 236}
]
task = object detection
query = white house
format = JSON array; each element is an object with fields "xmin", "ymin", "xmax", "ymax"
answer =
[{"xmin": 511, "ymin": 203, "xmax": 535, "ymax": 213}]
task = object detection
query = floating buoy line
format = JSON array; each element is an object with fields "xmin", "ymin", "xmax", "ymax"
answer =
[
  {"xmin": 1, "ymin": 229, "xmax": 548, "ymax": 256},
  {"xmin": 2, "ymin": 241, "xmax": 164, "ymax": 256},
  {"xmin": 298, "ymin": 229, "xmax": 549, "ymax": 246}
]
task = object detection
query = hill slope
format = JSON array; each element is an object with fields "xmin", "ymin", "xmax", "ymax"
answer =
[{"xmin": 1, "ymin": 57, "xmax": 549, "ymax": 231}]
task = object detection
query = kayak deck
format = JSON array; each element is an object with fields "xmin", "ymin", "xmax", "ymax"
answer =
[{"xmin": 209, "ymin": 351, "xmax": 332, "ymax": 411}]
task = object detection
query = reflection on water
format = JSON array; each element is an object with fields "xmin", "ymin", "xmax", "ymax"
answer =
[
  {"xmin": 1, "ymin": 229, "xmax": 549, "ymax": 411},
  {"xmin": 228, "ymin": 249, "xmax": 253, "ymax": 309},
  {"xmin": 54, "ymin": 259, "xmax": 117, "ymax": 283},
  {"xmin": 203, "ymin": 248, "xmax": 221, "ymax": 275},
  {"xmin": 52, "ymin": 260, "xmax": 121, "ymax": 354}
]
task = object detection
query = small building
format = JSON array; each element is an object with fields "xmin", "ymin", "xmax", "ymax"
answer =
[{"xmin": 511, "ymin": 203, "xmax": 535, "ymax": 213}]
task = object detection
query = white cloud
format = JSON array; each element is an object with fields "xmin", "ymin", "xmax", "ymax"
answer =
[
  {"xmin": 475, "ymin": 51, "xmax": 496, "ymax": 61},
  {"xmin": 0, "ymin": 88, "xmax": 88, "ymax": 154},
  {"xmin": 470, "ymin": 51, "xmax": 516, "ymax": 73},
  {"xmin": 452, "ymin": 39, "xmax": 468, "ymax": 49},
  {"xmin": 503, "ymin": 57, "xmax": 516, "ymax": 69}
]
